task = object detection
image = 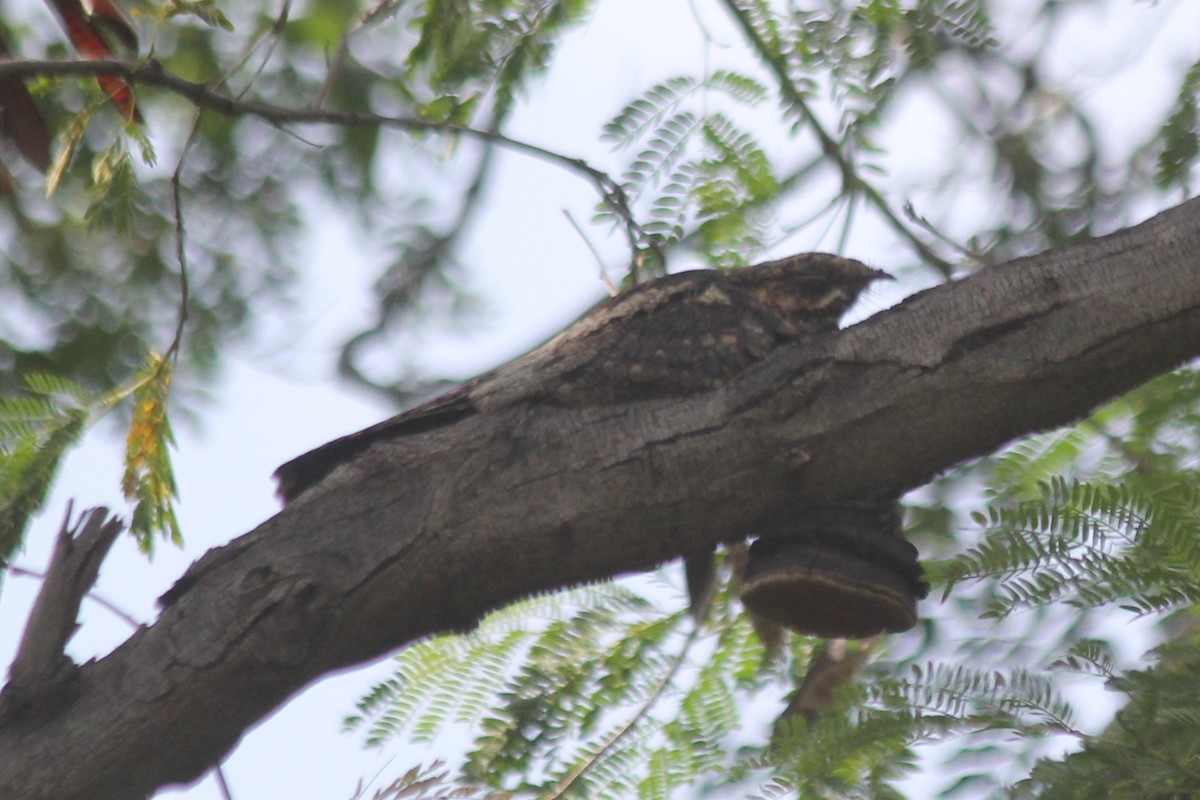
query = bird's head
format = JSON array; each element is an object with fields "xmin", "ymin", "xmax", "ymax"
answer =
[{"xmin": 730, "ymin": 253, "xmax": 892, "ymax": 330}]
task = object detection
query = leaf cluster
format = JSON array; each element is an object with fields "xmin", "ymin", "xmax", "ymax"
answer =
[
  {"xmin": 932, "ymin": 477, "xmax": 1200, "ymax": 620},
  {"xmin": 405, "ymin": 0, "xmax": 592, "ymax": 118},
  {"xmin": 600, "ymin": 71, "xmax": 779, "ymax": 268},
  {"xmin": 1, "ymin": 7, "xmax": 296, "ymax": 397},
  {"xmin": 120, "ymin": 354, "xmax": 181, "ymax": 551},
  {"xmin": 347, "ymin": 558, "xmax": 799, "ymax": 800},
  {"xmin": 1154, "ymin": 58, "xmax": 1200, "ymax": 194},
  {"xmin": 362, "ymin": 760, "xmax": 510, "ymax": 800},
  {"xmin": 0, "ymin": 373, "xmax": 89, "ymax": 564},
  {"xmin": 1013, "ymin": 641, "xmax": 1200, "ymax": 799},
  {"xmin": 0, "ymin": 355, "xmax": 182, "ymax": 571}
]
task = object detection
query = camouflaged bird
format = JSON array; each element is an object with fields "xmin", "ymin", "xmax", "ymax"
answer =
[
  {"xmin": 275, "ymin": 253, "xmax": 889, "ymax": 502},
  {"xmin": 273, "ymin": 253, "xmax": 891, "ymax": 621}
]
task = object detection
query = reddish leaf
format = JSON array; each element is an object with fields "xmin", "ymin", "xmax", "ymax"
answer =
[
  {"xmin": 49, "ymin": 0, "xmax": 142, "ymax": 122},
  {"xmin": 84, "ymin": 0, "xmax": 139, "ymax": 55},
  {"xmin": 0, "ymin": 30, "xmax": 51, "ymax": 171}
]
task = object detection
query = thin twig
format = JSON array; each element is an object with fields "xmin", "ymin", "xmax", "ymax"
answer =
[
  {"xmin": 233, "ymin": 0, "xmax": 294, "ymax": 100},
  {"xmin": 0, "ymin": 57, "xmax": 649, "ymax": 263},
  {"xmin": 311, "ymin": 0, "xmax": 408, "ymax": 109},
  {"xmin": 562, "ymin": 209, "xmax": 618, "ymax": 296},
  {"xmin": 166, "ymin": 120, "xmax": 199, "ymax": 365},
  {"xmin": 718, "ymin": 1, "xmax": 953, "ymax": 275},
  {"xmin": 7, "ymin": 563, "xmax": 141, "ymax": 629},
  {"xmin": 335, "ymin": 116, "xmax": 501, "ymax": 403},
  {"xmin": 220, "ymin": 0, "xmax": 293, "ymax": 96},
  {"xmin": 538, "ymin": 612, "xmax": 701, "ymax": 800},
  {"xmin": 213, "ymin": 763, "xmax": 235, "ymax": 800}
]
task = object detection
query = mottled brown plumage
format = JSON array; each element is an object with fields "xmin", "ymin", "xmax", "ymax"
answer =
[{"xmin": 274, "ymin": 253, "xmax": 889, "ymax": 503}]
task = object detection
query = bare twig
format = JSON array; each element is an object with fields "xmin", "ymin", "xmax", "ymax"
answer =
[
  {"xmin": 335, "ymin": 116, "xmax": 500, "ymax": 403},
  {"xmin": 222, "ymin": 0, "xmax": 293, "ymax": 96},
  {"xmin": 213, "ymin": 764, "xmax": 235, "ymax": 800},
  {"xmin": 7, "ymin": 563, "xmax": 140, "ymax": 629},
  {"xmin": 0, "ymin": 57, "xmax": 649, "ymax": 261},
  {"xmin": 538, "ymin": 612, "xmax": 698, "ymax": 800},
  {"xmin": 311, "ymin": 0, "xmax": 407, "ymax": 109},
  {"xmin": 562, "ymin": 209, "xmax": 618, "ymax": 296},
  {"xmin": 165, "ymin": 121, "xmax": 199, "ymax": 365},
  {"xmin": 1, "ymin": 505, "xmax": 123, "ymax": 722}
]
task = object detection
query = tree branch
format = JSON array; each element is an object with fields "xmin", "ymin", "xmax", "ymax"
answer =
[
  {"xmin": 2, "ymin": 198, "xmax": 1200, "ymax": 799},
  {"xmin": 0, "ymin": 56, "xmax": 649, "ymax": 265},
  {"xmin": 0, "ymin": 505, "xmax": 123, "ymax": 725}
]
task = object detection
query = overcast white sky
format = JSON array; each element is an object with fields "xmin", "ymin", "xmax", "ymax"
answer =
[{"xmin": 2, "ymin": 0, "xmax": 1198, "ymax": 797}]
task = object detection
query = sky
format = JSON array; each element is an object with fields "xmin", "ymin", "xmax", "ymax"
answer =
[{"xmin": 2, "ymin": 0, "xmax": 1199, "ymax": 797}]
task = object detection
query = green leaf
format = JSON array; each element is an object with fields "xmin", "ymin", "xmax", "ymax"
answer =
[
  {"xmin": 45, "ymin": 111, "xmax": 89, "ymax": 197},
  {"xmin": 0, "ymin": 374, "xmax": 91, "ymax": 565},
  {"xmin": 165, "ymin": 0, "xmax": 236, "ymax": 31}
]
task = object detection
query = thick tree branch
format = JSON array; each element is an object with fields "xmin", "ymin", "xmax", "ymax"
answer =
[{"xmin": 1, "ymin": 198, "xmax": 1199, "ymax": 798}]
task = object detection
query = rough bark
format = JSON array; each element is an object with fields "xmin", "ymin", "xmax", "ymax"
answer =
[
  {"xmin": 1, "ymin": 507, "xmax": 122, "ymax": 721},
  {"xmin": 2, "ymin": 198, "xmax": 1199, "ymax": 799}
]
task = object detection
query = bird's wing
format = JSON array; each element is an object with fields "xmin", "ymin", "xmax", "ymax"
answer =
[
  {"xmin": 273, "ymin": 272, "xmax": 726, "ymax": 503},
  {"xmin": 273, "ymin": 383, "xmax": 475, "ymax": 503}
]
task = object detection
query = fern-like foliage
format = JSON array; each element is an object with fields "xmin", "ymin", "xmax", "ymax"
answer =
[
  {"xmin": 930, "ymin": 476, "xmax": 1200, "ymax": 619},
  {"xmin": 599, "ymin": 71, "xmax": 778, "ymax": 269},
  {"xmin": 878, "ymin": 662, "xmax": 1077, "ymax": 734},
  {"xmin": 715, "ymin": 656, "xmax": 1077, "ymax": 800},
  {"xmin": 1155, "ymin": 58, "xmax": 1200, "ymax": 193},
  {"xmin": 356, "ymin": 356, "xmax": 1200, "ymax": 798},
  {"xmin": 406, "ymin": 0, "xmax": 594, "ymax": 118},
  {"xmin": 902, "ymin": 0, "xmax": 997, "ymax": 66},
  {"xmin": 0, "ymin": 373, "xmax": 89, "ymax": 565},
  {"xmin": 1011, "ymin": 641, "xmax": 1200, "ymax": 798},
  {"xmin": 751, "ymin": 708, "xmax": 928, "ymax": 800},
  {"xmin": 350, "ymin": 424, "xmax": 1200, "ymax": 797},
  {"xmin": 365, "ymin": 760, "xmax": 510, "ymax": 799},
  {"xmin": 595, "ymin": 0, "xmax": 997, "ymax": 273},
  {"xmin": 347, "ymin": 585, "xmax": 656, "ymax": 746},
  {"xmin": 85, "ymin": 138, "xmax": 157, "ymax": 233},
  {"xmin": 347, "ymin": 554, "xmax": 798, "ymax": 800}
]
